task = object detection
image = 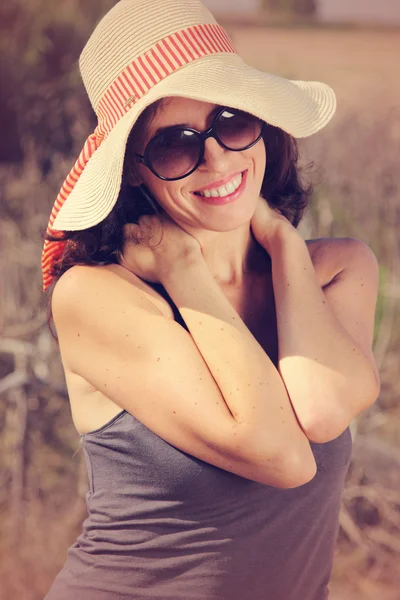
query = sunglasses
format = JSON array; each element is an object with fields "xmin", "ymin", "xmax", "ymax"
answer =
[{"xmin": 135, "ymin": 106, "xmax": 265, "ymax": 181}]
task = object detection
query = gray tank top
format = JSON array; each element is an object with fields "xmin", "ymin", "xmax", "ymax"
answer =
[{"xmin": 44, "ymin": 281, "xmax": 352, "ymax": 600}]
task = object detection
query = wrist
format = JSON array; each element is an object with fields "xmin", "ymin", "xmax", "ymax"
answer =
[{"xmin": 262, "ymin": 221, "xmax": 300, "ymax": 255}]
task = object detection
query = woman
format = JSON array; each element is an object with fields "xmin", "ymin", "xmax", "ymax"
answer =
[{"xmin": 42, "ymin": 1, "xmax": 380, "ymax": 599}]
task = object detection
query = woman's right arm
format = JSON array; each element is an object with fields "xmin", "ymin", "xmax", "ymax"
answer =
[{"xmin": 53, "ymin": 259, "xmax": 316, "ymax": 488}]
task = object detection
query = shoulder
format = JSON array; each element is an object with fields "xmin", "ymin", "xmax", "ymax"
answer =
[
  {"xmin": 305, "ymin": 236, "xmax": 379, "ymax": 287},
  {"xmin": 52, "ymin": 264, "xmax": 165, "ymax": 327},
  {"xmin": 53, "ymin": 264, "xmax": 131, "ymax": 309}
]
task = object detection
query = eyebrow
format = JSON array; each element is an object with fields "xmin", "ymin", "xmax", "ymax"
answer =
[{"xmin": 153, "ymin": 105, "xmax": 223, "ymax": 137}]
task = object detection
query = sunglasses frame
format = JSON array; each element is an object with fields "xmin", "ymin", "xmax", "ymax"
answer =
[{"xmin": 135, "ymin": 106, "xmax": 265, "ymax": 181}]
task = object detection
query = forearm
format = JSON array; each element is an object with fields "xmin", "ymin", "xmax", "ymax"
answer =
[
  {"xmin": 268, "ymin": 229, "xmax": 378, "ymax": 442},
  {"xmin": 160, "ymin": 255, "xmax": 313, "ymax": 463}
]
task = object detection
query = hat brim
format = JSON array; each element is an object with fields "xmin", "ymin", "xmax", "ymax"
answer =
[{"xmin": 52, "ymin": 52, "xmax": 336, "ymax": 231}]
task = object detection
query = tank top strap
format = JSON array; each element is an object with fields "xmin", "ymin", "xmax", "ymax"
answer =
[{"xmin": 146, "ymin": 281, "xmax": 189, "ymax": 333}]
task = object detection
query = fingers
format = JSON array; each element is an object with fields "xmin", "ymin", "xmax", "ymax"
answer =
[
  {"xmin": 123, "ymin": 215, "xmax": 159, "ymax": 244},
  {"xmin": 123, "ymin": 223, "xmax": 142, "ymax": 244}
]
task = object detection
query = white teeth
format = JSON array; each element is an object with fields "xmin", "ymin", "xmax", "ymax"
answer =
[
  {"xmin": 217, "ymin": 185, "xmax": 229, "ymax": 197},
  {"xmin": 197, "ymin": 173, "xmax": 243, "ymax": 198}
]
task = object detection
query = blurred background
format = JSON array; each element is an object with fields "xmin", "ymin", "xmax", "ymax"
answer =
[{"xmin": 1, "ymin": 1, "xmax": 399, "ymax": 599}]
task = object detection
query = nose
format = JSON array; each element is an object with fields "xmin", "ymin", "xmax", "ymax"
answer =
[{"xmin": 201, "ymin": 137, "xmax": 230, "ymax": 173}]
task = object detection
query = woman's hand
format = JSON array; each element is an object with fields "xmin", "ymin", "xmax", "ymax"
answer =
[
  {"xmin": 119, "ymin": 210, "xmax": 203, "ymax": 283},
  {"xmin": 250, "ymin": 195, "xmax": 298, "ymax": 255}
]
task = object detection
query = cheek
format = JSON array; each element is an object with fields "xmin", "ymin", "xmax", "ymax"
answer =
[
  {"xmin": 148, "ymin": 180, "xmax": 185, "ymax": 211},
  {"xmin": 139, "ymin": 168, "xmax": 168, "ymax": 199},
  {"xmin": 135, "ymin": 164, "xmax": 186, "ymax": 213},
  {"xmin": 253, "ymin": 141, "xmax": 266, "ymax": 178}
]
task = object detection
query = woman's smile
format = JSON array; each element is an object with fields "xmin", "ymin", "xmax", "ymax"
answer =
[
  {"xmin": 193, "ymin": 170, "xmax": 248, "ymax": 205},
  {"xmin": 192, "ymin": 170, "xmax": 244, "ymax": 197}
]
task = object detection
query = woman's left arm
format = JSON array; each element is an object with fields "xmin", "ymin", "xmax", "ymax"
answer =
[{"xmin": 252, "ymin": 200, "xmax": 380, "ymax": 444}]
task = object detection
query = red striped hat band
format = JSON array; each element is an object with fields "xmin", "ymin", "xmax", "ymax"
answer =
[{"xmin": 42, "ymin": 23, "xmax": 237, "ymax": 291}]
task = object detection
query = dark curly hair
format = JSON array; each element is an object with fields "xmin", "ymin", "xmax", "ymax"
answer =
[{"xmin": 45, "ymin": 99, "xmax": 312, "ymax": 286}]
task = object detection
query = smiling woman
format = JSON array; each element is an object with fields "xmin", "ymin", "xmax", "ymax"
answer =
[
  {"xmin": 47, "ymin": 98, "xmax": 310, "ymax": 282},
  {"xmin": 41, "ymin": 1, "xmax": 379, "ymax": 600}
]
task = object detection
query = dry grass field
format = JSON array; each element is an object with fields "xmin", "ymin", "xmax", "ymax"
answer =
[{"xmin": 1, "ymin": 20, "xmax": 399, "ymax": 600}]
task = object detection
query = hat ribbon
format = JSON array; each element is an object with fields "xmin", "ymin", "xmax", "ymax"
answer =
[{"xmin": 41, "ymin": 23, "xmax": 237, "ymax": 291}]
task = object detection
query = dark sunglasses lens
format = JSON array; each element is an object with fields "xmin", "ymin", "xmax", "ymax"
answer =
[
  {"xmin": 216, "ymin": 109, "xmax": 263, "ymax": 150},
  {"xmin": 148, "ymin": 129, "xmax": 201, "ymax": 179}
]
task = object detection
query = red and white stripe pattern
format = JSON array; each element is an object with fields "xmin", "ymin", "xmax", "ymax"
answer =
[{"xmin": 42, "ymin": 23, "xmax": 236, "ymax": 291}]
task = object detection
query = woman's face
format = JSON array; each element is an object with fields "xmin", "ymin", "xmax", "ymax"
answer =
[{"xmin": 134, "ymin": 97, "xmax": 267, "ymax": 232}]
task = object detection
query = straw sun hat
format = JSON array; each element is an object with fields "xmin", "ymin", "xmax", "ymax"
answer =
[{"xmin": 42, "ymin": 0, "xmax": 336, "ymax": 291}]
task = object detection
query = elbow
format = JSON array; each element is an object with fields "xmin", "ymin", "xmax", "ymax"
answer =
[
  {"xmin": 303, "ymin": 374, "xmax": 381, "ymax": 444},
  {"xmin": 240, "ymin": 433, "xmax": 317, "ymax": 488},
  {"xmin": 278, "ymin": 446, "xmax": 317, "ymax": 488},
  {"xmin": 259, "ymin": 445, "xmax": 317, "ymax": 489},
  {"xmin": 302, "ymin": 414, "xmax": 346, "ymax": 444}
]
